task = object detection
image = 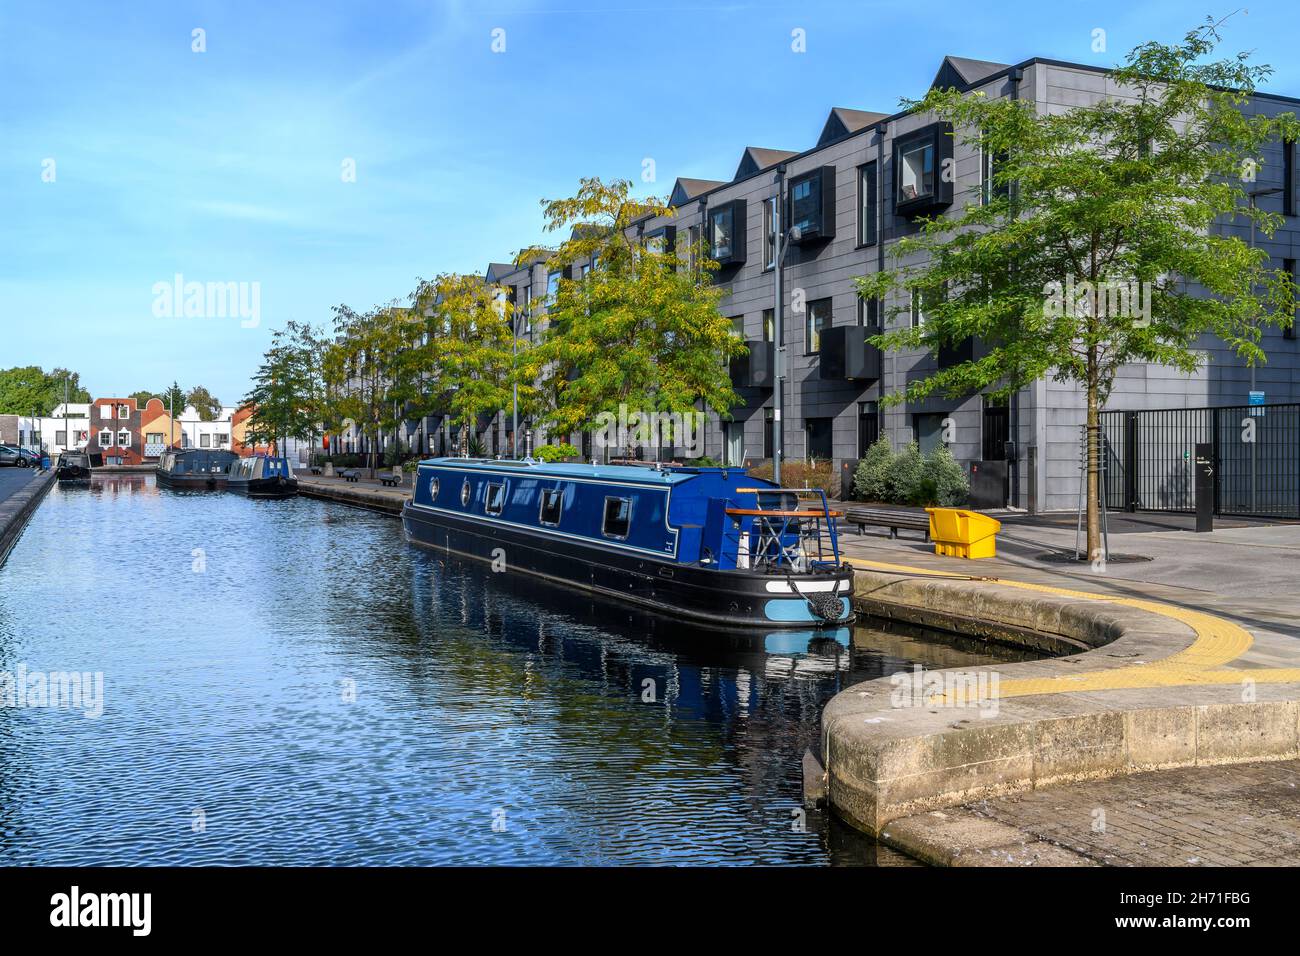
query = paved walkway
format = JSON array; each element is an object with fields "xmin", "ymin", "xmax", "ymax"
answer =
[
  {"xmin": 834, "ymin": 511, "xmax": 1300, "ymax": 866},
  {"xmin": 0, "ymin": 465, "xmax": 36, "ymax": 506},
  {"xmin": 882, "ymin": 759, "xmax": 1300, "ymax": 867}
]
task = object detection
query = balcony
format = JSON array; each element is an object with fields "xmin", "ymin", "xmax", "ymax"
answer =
[
  {"xmin": 894, "ymin": 122, "xmax": 954, "ymax": 218},
  {"xmin": 818, "ymin": 326, "xmax": 881, "ymax": 382},
  {"xmin": 788, "ymin": 166, "xmax": 836, "ymax": 244},
  {"xmin": 729, "ymin": 340, "xmax": 774, "ymax": 389}
]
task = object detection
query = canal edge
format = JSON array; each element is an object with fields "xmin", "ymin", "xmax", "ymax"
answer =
[
  {"xmin": 824, "ymin": 560, "xmax": 1300, "ymax": 857},
  {"xmin": 0, "ymin": 469, "xmax": 58, "ymax": 570}
]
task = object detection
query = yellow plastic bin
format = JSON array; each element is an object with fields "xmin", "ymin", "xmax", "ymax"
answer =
[{"xmin": 925, "ymin": 507, "xmax": 1002, "ymax": 559}]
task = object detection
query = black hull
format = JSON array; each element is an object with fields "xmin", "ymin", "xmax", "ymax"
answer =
[
  {"xmin": 401, "ymin": 502, "xmax": 854, "ymax": 630},
  {"xmin": 56, "ymin": 470, "xmax": 91, "ymax": 483},
  {"xmin": 156, "ymin": 473, "xmax": 228, "ymax": 491},
  {"xmin": 227, "ymin": 477, "xmax": 299, "ymax": 499}
]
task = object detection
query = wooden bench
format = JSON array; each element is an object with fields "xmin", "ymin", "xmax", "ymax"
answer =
[
  {"xmin": 842, "ymin": 507, "xmax": 931, "ymax": 541},
  {"xmin": 340, "ymin": 469, "xmax": 360, "ymax": 483},
  {"xmin": 378, "ymin": 472, "xmax": 402, "ymax": 487}
]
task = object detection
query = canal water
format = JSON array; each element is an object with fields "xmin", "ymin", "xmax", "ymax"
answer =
[{"xmin": 0, "ymin": 476, "xmax": 1031, "ymax": 866}]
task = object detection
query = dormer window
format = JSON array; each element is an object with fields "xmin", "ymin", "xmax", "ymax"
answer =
[
  {"xmin": 894, "ymin": 123, "xmax": 954, "ymax": 217},
  {"xmin": 708, "ymin": 199, "xmax": 746, "ymax": 266},
  {"xmin": 788, "ymin": 166, "xmax": 836, "ymax": 243},
  {"xmin": 117, "ymin": 404, "xmax": 130, "ymax": 419}
]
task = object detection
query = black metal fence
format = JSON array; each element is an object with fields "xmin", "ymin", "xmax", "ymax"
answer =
[{"xmin": 1100, "ymin": 404, "xmax": 1300, "ymax": 518}]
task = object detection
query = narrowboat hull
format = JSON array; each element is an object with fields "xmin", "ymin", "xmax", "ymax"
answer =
[
  {"xmin": 156, "ymin": 471, "xmax": 228, "ymax": 491},
  {"xmin": 402, "ymin": 501, "xmax": 855, "ymax": 630},
  {"xmin": 227, "ymin": 476, "xmax": 299, "ymax": 499},
  {"xmin": 56, "ymin": 466, "xmax": 92, "ymax": 483}
]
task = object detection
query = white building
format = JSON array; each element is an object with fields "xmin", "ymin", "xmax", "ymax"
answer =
[{"xmin": 177, "ymin": 405, "xmax": 234, "ymax": 451}]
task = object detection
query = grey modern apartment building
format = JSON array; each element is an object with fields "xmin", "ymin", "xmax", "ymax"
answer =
[{"xmin": 408, "ymin": 54, "xmax": 1300, "ymax": 513}]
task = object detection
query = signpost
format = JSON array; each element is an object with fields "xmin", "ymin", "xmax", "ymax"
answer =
[{"xmin": 1195, "ymin": 442, "xmax": 1214, "ymax": 533}]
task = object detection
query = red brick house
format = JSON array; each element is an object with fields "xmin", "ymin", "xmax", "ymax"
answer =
[{"xmin": 90, "ymin": 398, "xmax": 144, "ymax": 466}]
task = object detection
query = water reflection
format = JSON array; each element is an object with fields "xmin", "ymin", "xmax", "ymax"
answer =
[{"xmin": 0, "ymin": 478, "xmax": 1031, "ymax": 866}]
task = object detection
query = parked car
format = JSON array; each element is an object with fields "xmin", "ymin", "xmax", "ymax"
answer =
[{"xmin": 0, "ymin": 445, "xmax": 35, "ymax": 467}]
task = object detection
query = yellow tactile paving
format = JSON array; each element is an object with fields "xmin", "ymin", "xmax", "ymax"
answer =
[{"xmin": 847, "ymin": 558, "xmax": 1300, "ymax": 700}]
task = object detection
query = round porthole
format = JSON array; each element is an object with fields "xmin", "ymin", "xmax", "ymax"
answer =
[
  {"xmin": 430, "ymin": 477, "xmax": 440, "ymax": 499},
  {"xmin": 461, "ymin": 479, "xmax": 471, "ymax": 506}
]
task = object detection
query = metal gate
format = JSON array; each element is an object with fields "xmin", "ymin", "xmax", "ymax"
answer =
[{"xmin": 1100, "ymin": 404, "xmax": 1300, "ymax": 518}]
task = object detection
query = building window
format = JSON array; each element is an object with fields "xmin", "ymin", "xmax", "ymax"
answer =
[
  {"xmin": 200, "ymin": 434, "xmax": 211, "ymax": 448},
  {"xmin": 1285, "ymin": 138, "xmax": 1296, "ymax": 217},
  {"xmin": 805, "ymin": 417, "xmax": 833, "ymax": 460},
  {"xmin": 898, "ymin": 140, "xmax": 935, "ymax": 203},
  {"xmin": 539, "ymin": 488, "xmax": 563, "ymax": 526},
  {"xmin": 601, "ymin": 496, "xmax": 632, "ymax": 540},
  {"xmin": 1286, "ymin": 259, "xmax": 1297, "ymax": 340},
  {"xmin": 485, "ymin": 482, "xmax": 505, "ymax": 516},
  {"xmin": 687, "ymin": 225, "xmax": 701, "ymax": 272},
  {"xmin": 100, "ymin": 405, "xmax": 113, "ymax": 420},
  {"xmin": 117, "ymin": 430, "xmax": 131, "ymax": 447},
  {"xmin": 763, "ymin": 407, "xmax": 774, "ymax": 459},
  {"xmin": 805, "ymin": 298, "xmax": 832, "ymax": 354},
  {"xmin": 858, "ymin": 161, "xmax": 878, "ymax": 246},
  {"xmin": 215, "ymin": 433, "xmax": 229, "ymax": 446},
  {"xmin": 858, "ymin": 403, "xmax": 879, "ymax": 457},
  {"xmin": 522, "ymin": 286, "xmax": 532, "ymax": 334},
  {"xmin": 914, "ymin": 413, "xmax": 949, "ymax": 455},
  {"xmin": 723, "ymin": 422, "xmax": 744, "ymax": 467},
  {"xmin": 116, "ymin": 404, "xmax": 130, "ymax": 419},
  {"xmin": 546, "ymin": 270, "xmax": 560, "ymax": 301},
  {"xmin": 859, "ymin": 296, "xmax": 881, "ymax": 331},
  {"xmin": 910, "ymin": 291, "xmax": 928, "ymax": 328},
  {"xmin": 763, "ymin": 196, "xmax": 777, "ymax": 270},
  {"xmin": 788, "ymin": 167, "xmax": 834, "ymax": 241},
  {"xmin": 763, "ymin": 308, "xmax": 775, "ymax": 343},
  {"xmin": 98, "ymin": 430, "xmax": 112, "ymax": 448},
  {"xmin": 710, "ymin": 206, "xmax": 734, "ymax": 261},
  {"xmin": 55, "ymin": 430, "xmax": 67, "ymax": 446},
  {"xmin": 707, "ymin": 200, "xmax": 746, "ymax": 265}
]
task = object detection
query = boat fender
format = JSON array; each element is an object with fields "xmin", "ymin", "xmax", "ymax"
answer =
[{"xmin": 787, "ymin": 574, "xmax": 846, "ymax": 623}]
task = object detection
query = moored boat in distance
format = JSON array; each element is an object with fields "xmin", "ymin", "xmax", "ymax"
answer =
[
  {"xmin": 401, "ymin": 457, "xmax": 855, "ymax": 629},
  {"xmin": 55, "ymin": 452, "xmax": 92, "ymax": 483},
  {"xmin": 156, "ymin": 449, "xmax": 238, "ymax": 490},
  {"xmin": 226, "ymin": 455, "xmax": 299, "ymax": 499}
]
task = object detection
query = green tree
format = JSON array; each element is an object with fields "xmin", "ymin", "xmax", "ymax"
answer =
[
  {"xmin": 241, "ymin": 321, "xmax": 324, "ymax": 455},
  {"xmin": 322, "ymin": 304, "xmax": 408, "ymax": 475},
  {"xmin": 857, "ymin": 17, "xmax": 1299, "ymax": 560},
  {"xmin": 129, "ymin": 390, "xmax": 157, "ymax": 409},
  {"xmin": 410, "ymin": 273, "xmax": 521, "ymax": 457},
  {"xmin": 0, "ymin": 366, "xmax": 91, "ymax": 415},
  {"xmin": 186, "ymin": 386, "xmax": 223, "ymax": 421},
  {"xmin": 517, "ymin": 177, "xmax": 744, "ymax": 457},
  {"xmin": 163, "ymin": 382, "xmax": 186, "ymax": 414}
]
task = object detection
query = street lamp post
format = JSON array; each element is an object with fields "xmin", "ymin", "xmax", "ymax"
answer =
[{"xmin": 772, "ymin": 164, "xmax": 803, "ymax": 487}]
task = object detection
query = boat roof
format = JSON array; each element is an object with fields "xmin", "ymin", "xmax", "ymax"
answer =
[{"xmin": 418, "ymin": 457, "xmax": 751, "ymax": 486}]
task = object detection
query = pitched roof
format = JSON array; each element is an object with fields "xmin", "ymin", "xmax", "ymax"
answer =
[
  {"xmin": 816, "ymin": 107, "xmax": 890, "ymax": 146},
  {"xmin": 668, "ymin": 177, "xmax": 727, "ymax": 206},
  {"xmin": 930, "ymin": 56, "xmax": 1011, "ymax": 92},
  {"xmin": 485, "ymin": 262, "xmax": 517, "ymax": 283},
  {"xmin": 734, "ymin": 147, "xmax": 798, "ymax": 181}
]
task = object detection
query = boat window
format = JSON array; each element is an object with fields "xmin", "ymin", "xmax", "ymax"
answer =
[
  {"xmin": 429, "ymin": 476, "xmax": 440, "ymax": 500},
  {"xmin": 539, "ymin": 488, "xmax": 563, "ymax": 526},
  {"xmin": 461, "ymin": 479, "xmax": 471, "ymax": 506},
  {"xmin": 602, "ymin": 496, "xmax": 632, "ymax": 540},
  {"xmin": 485, "ymin": 482, "xmax": 505, "ymax": 516}
]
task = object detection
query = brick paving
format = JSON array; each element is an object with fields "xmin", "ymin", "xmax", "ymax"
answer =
[{"xmin": 964, "ymin": 759, "xmax": 1300, "ymax": 866}]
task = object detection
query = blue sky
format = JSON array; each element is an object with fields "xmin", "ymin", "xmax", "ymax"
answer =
[{"xmin": 2, "ymin": 0, "xmax": 1298, "ymax": 404}]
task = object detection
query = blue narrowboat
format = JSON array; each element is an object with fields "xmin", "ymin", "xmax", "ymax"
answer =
[
  {"xmin": 401, "ymin": 458, "xmax": 855, "ymax": 629},
  {"xmin": 226, "ymin": 454, "xmax": 299, "ymax": 499}
]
